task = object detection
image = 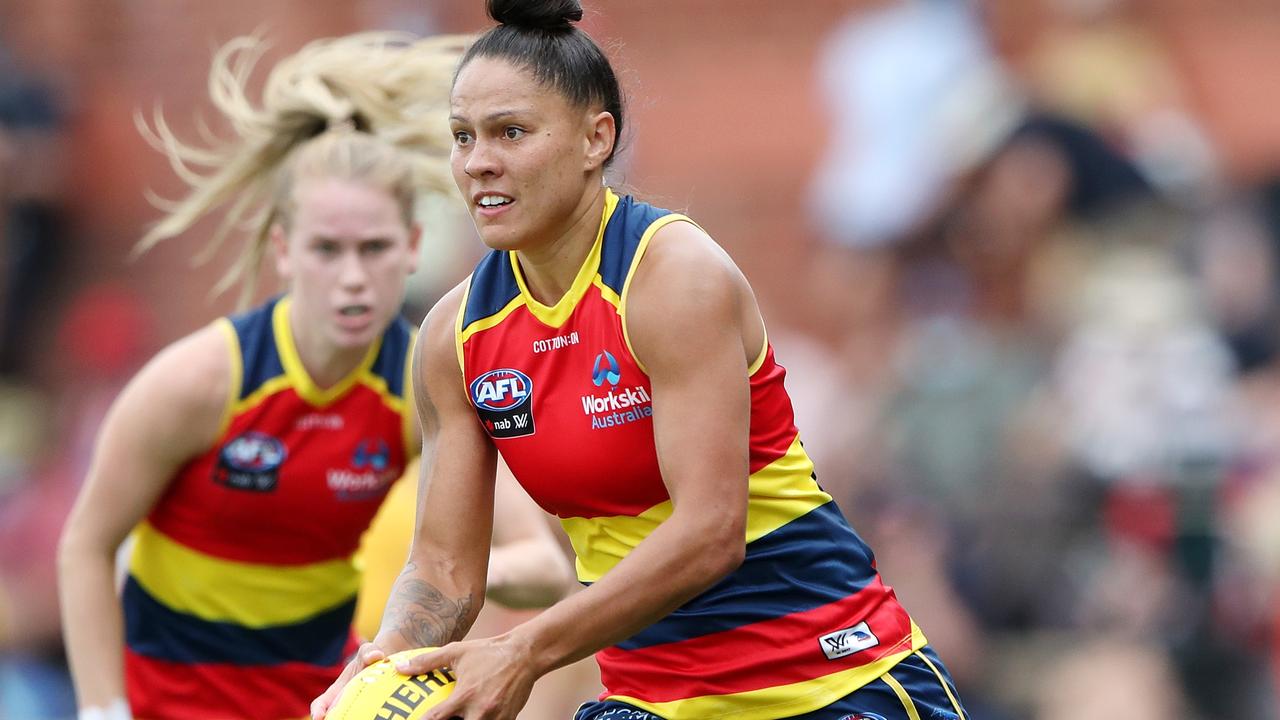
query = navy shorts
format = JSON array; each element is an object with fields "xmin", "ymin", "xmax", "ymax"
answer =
[{"xmin": 575, "ymin": 646, "xmax": 966, "ymax": 720}]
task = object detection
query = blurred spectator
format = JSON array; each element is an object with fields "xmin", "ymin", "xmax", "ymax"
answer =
[
  {"xmin": 0, "ymin": 285, "xmax": 150, "ymax": 720},
  {"xmin": 1051, "ymin": 244, "xmax": 1235, "ymax": 486},
  {"xmin": 1026, "ymin": 0, "xmax": 1217, "ymax": 202},
  {"xmin": 0, "ymin": 23, "xmax": 77, "ymax": 718},
  {"xmin": 0, "ymin": 380, "xmax": 74, "ymax": 720},
  {"xmin": 808, "ymin": 0, "xmax": 1024, "ymax": 251},
  {"xmin": 804, "ymin": 1, "xmax": 1280, "ymax": 717},
  {"xmin": 1194, "ymin": 195, "xmax": 1280, "ymax": 374},
  {"xmin": 0, "ymin": 40, "xmax": 69, "ymax": 379}
]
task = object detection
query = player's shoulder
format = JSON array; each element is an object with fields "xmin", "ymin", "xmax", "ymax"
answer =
[
  {"xmin": 415, "ymin": 278, "xmax": 471, "ymax": 367},
  {"xmin": 635, "ymin": 218, "xmax": 744, "ymax": 302},
  {"xmin": 130, "ymin": 320, "xmax": 234, "ymax": 422},
  {"xmin": 422, "ymin": 278, "xmax": 470, "ymax": 338}
]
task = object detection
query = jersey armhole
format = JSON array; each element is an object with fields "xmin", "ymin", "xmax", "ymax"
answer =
[
  {"xmin": 747, "ymin": 325, "xmax": 769, "ymax": 377},
  {"xmin": 619, "ymin": 214, "xmax": 700, "ymax": 375},
  {"xmin": 214, "ymin": 317, "xmax": 243, "ymax": 438},
  {"xmin": 453, "ymin": 279, "xmax": 473, "ymax": 387}
]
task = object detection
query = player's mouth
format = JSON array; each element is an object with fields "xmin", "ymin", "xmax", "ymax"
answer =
[
  {"xmin": 336, "ymin": 303, "xmax": 374, "ymax": 331},
  {"xmin": 474, "ymin": 192, "xmax": 514, "ymax": 217}
]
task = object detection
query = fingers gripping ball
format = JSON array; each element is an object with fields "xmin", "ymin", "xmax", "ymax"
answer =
[{"xmin": 328, "ymin": 648, "xmax": 456, "ymax": 720}]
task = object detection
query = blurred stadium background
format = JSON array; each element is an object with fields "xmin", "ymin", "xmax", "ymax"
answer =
[{"xmin": 3, "ymin": 0, "xmax": 1280, "ymax": 717}]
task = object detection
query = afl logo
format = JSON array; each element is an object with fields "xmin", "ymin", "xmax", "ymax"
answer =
[
  {"xmin": 470, "ymin": 369, "xmax": 533, "ymax": 410},
  {"xmin": 469, "ymin": 368, "xmax": 536, "ymax": 439},
  {"xmin": 215, "ymin": 432, "xmax": 286, "ymax": 492}
]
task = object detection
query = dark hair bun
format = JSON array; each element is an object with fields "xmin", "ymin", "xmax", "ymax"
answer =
[{"xmin": 487, "ymin": 0, "xmax": 582, "ymax": 31}]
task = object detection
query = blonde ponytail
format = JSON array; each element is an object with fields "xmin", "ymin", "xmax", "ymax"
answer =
[{"xmin": 136, "ymin": 31, "xmax": 469, "ymax": 305}]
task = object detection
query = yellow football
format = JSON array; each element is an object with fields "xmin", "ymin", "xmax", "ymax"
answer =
[{"xmin": 327, "ymin": 647, "xmax": 456, "ymax": 720}]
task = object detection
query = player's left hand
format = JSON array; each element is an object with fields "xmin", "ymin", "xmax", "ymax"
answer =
[{"xmin": 397, "ymin": 634, "xmax": 538, "ymax": 720}]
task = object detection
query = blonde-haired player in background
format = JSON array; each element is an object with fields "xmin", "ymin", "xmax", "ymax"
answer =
[{"xmin": 57, "ymin": 31, "xmax": 571, "ymax": 720}]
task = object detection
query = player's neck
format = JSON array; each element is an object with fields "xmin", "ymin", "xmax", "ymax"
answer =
[
  {"xmin": 516, "ymin": 187, "xmax": 606, "ymax": 305},
  {"xmin": 301, "ymin": 345, "xmax": 367, "ymax": 389},
  {"xmin": 289, "ymin": 314, "xmax": 369, "ymax": 389}
]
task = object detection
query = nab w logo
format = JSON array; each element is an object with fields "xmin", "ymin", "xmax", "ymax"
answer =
[
  {"xmin": 469, "ymin": 368, "xmax": 536, "ymax": 439},
  {"xmin": 818, "ymin": 621, "xmax": 880, "ymax": 661},
  {"xmin": 592, "ymin": 350, "xmax": 621, "ymax": 387}
]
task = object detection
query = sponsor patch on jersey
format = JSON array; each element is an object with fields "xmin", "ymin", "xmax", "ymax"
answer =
[
  {"xmin": 818, "ymin": 621, "xmax": 880, "ymax": 661},
  {"xmin": 352, "ymin": 438, "xmax": 390, "ymax": 471},
  {"xmin": 533, "ymin": 331, "xmax": 580, "ymax": 354},
  {"xmin": 294, "ymin": 412, "xmax": 344, "ymax": 431},
  {"xmin": 591, "ymin": 350, "xmax": 622, "ymax": 387},
  {"xmin": 469, "ymin": 368, "xmax": 535, "ymax": 439},
  {"xmin": 327, "ymin": 438, "xmax": 398, "ymax": 501},
  {"xmin": 214, "ymin": 432, "xmax": 286, "ymax": 492},
  {"xmin": 582, "ymin": 350, "xmax": 652, "ymax": 430}
]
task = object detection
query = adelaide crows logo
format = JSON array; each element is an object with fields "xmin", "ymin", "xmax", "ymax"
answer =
[
  {"xmin": 469, "ymin": 368, "xmax": 535, "ymax": 439},
  {"xmin": 214, "ymin": 432, "xmax": 286, "ymax": 492}
]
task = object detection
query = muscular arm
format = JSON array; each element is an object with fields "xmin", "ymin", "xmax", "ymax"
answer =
[
  {"xmin": 510, "ymin": 220, "xmax": 758, "ymax": 674},
  {"xmin": 372, "ymin": 284, "xmax": 498, "ymax": 650},
  {"xmin": 57, "ymin": 323, "xmax": 231, "ymax": 711}
]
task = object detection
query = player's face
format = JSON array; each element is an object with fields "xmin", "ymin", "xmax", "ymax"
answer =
[
  {"xmin": 274, "ymin": 176, "xmax": 419, "ymax": 352},
  {"xmin": 449, "ymin": 56, "xmax": 604, "ymax": 252}
]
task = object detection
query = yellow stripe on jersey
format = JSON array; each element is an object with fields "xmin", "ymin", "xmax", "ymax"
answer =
[
  {"xmin": 618, "ymin": 213, "xmax": 699, "ymax": 375},
  {"xmin": 454, "ymin": 279, "xmax": 473, "ymax": 375},
  {"xmin": 882, "ymin": 672, "xmax": 924, "ymax": 720},
  {"xmin": 129, "ymin": 522, "xmax": 361, "ymax": 627},
  {"xmin": 592, "ymin": 276, "xmax": 622, "ymax": 310},
  {"xmin": 609, "ymin": 623, "xmax": 928, "ymax": 720},
  {"xmin": 457, "ymin": 294, "xmax": 525, "ymax": 347},
  {"xmin": 233, "ymin": 372, "xmax": 405, "ymax": 419},
  {"xmin": 273, "ymin": 297, "xmax": 382, "ymax": 407},
  {"xmin": 747, "ymin": 327, "xmax": 769, "ymax": 376},
  {"xmin": 739, "ymin": 433, "xmax": 831, "ymax": 526},
  {"xmin": 230, "ymin": 297, "xmax": 409, "ymax": 417},
  {"xmin": 562, "ymin": 435, "xmax": 829, "ymax": 582},
  {"xmin": 915, "ymin": 650, "xmax": 967, "ymax": 719},
  {"xmin": 561, "ymin": 499, "xmax": 671, "ymax": 584},
  {"xmin": 511, "ymin": 190, "xmax": 619, "ymax": 329},
  {"xmin": 232, "ymin": 375, "xmax": 295, "ymax": 416},
  {"xmin": 215, "ymin": 318, "xmax": 243, "ymax": 438},
  {"xmin": 357, "ymin": 372, "xmax": 405, "ymax": 415}
]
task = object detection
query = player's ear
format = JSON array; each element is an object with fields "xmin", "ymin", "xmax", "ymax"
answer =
[
  {"xmin": 583, "ymin": 110, "xmax": 615, "ymax": 172},
  {"xmin": 271, "ymin": 223, "xmax": 293, "ymax": 280},
  {"xmin": 406, "ymin": 223, "xmax": 422, "ymax": 274}
]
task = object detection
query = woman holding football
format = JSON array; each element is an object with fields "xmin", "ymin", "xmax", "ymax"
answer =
[{"xmin": 314, "ymin": 2, "xmax": 968, "ymax": 719}]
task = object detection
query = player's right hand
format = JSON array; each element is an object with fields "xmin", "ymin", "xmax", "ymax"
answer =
[{"xmin": 310, "ymin": 642, "xmax": 387, "ymax": 719}]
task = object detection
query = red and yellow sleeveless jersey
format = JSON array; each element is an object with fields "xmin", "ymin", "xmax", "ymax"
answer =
[
  {"xmin": 456, "ymin": 189, "xmax": 926, "ymax": 719},
  {"xmin": 123, "ymin": 296, "xmax": 416, "ymax": 720}
]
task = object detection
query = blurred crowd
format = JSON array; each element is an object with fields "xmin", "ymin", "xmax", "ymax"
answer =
[
  {"xmin": 3, "ymin": 0, "xmax": 1280, "ymax": 718},
  {"xmin": 795, "ymin": 1, "xmax": 1280, "ymax": 718}
]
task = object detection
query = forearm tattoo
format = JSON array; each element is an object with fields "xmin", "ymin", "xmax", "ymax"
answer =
[{"xmin": 384, "ymin": 562, "xmax": 476, "ymax": 647}]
